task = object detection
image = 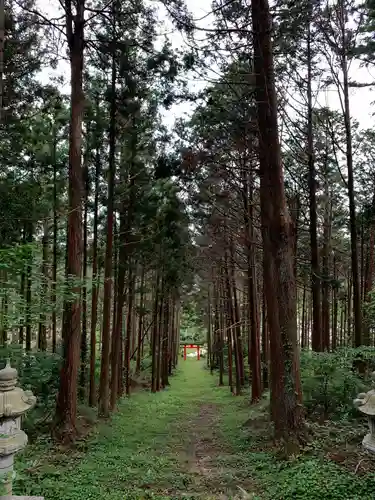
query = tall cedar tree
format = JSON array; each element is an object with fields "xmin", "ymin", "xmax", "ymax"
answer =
[
  {"xmin": 251, "ymin": 0, "xmax": 304, "ymax": 438},
  {"xmin": 54, "ymin": 0, "xmax": 84, "ymax": 441}
]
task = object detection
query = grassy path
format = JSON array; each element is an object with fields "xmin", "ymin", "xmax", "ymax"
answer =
[
  {"xmin": 15, "ymin": 360, "xmax": 375, "ymax": 500},
  {"xmin": 16, "ymin": 361, "xmax": 256, "ymax": 500}
]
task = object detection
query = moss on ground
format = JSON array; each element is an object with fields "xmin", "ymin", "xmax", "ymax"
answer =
[{"xmin": 13, "ymin": 361, "xmax": 375, "ymax": 499}]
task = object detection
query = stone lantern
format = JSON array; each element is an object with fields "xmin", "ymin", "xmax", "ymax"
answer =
[
  {"xmin": 0, "ymin": 359, "xmax": 36, "ymax": 496},
  {"xmin": 354, "ymin": 371, "xmax": 375, "ymax": 453}
]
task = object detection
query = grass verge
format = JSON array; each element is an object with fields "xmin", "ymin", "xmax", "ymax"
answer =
[
  {"xmin": 13, "ymin": 360, "xmax": 375, "ymax": 500},
  {"xmin": 14, "ymin": 362, "xmax": 218, "ymax": 499},
  {"xmin": 215, "ymin": 384, "xmax": 375, "ymax": 500}
]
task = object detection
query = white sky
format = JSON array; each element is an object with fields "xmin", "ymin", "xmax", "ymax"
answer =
[{"xmin": 37, "ymin": 0, "xmax": 375, "ymax": 131}]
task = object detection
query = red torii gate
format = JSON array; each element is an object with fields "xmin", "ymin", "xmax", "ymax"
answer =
[{"xmin": 183, "ymin": 344, "xmax": 200, "ymax": 360}]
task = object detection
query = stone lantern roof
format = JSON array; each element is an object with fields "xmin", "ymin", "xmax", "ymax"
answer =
[{"xmin": 0, "ymin": 360, "xmax": 36, "ymax": 419}]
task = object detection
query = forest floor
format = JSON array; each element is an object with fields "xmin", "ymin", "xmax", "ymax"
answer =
[{"xmin": 14, "ymin": 360, "xmax": 375, "ymax": 500}]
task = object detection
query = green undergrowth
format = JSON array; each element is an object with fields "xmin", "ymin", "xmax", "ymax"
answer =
[
  {"xmin": 14, "ymin": 362, "xmax": 215, "ymax": 499},
  {"xmin": 216, "ymin": 389, "xmax": 375, "ymax": 499},
  {"xmin": 13, "ymin": 359, "xmax": 375, "ymax": 499}
]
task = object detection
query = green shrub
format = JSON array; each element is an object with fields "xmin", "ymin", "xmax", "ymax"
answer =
[
  {"xmin": 0, "ymin": 344, "xmax": 62, "ymax": 436},
  {"xmin": 139, "ymin": 355, "xmax": 152, "ymax": 372},
  {"xmin": 300, "ymin": 348, "xmax": 369, "ymax": 419}
]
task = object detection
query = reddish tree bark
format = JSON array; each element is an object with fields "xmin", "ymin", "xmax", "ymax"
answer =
[
  {"xmin": 261, "ymin": 290, "xmax": 269, "ymax": 389},
  {"xmin": 243, "ymin": 173, "xmax": 262, "ymax": 401},
  {"xmin": 54, "ymin": 0, "xmax": 84, "ymax": 441},
  {"xmin": 125, "ymin": 266, "xmax": 135, "ymax": 395},
  {"xmin": 339, "ymin": 0, "xmax": 362, "ymax": 346},
  {"xmin": 110, "ymin": 224, "xmax": 126, "ymax": 408},
  {"xmin": 161, "ymin": 293, "xmax": 170, "ymax": 388},
  {"xmin": 222, "ymin": 273, "xmax": 234, "ymax": 393},
  {"xmin": 51, "ymin": 126, "xmax": 58, "ymax": 353},
  {"xmin": 321, "ymin": 172, "xmax": 332, "ymax": 351},
  {"xmin": 25, "ymin": 222, "xmax": 33, "ymax": 352},
  {"xmin": 151, "ymin": 273, "xmax": 160, "ymax": 393},
  {"xmin": 363, "ymin": 190, "xmax": 375, "ymax": 344},
  {"xmin": 206, "ymin": 288, "xmax": 212, "ymax": 370},
  {"xmin": 38, "ymin": 219, "xmax": 48, "ymax": 351},
  {"xmin": 229, "ymin": 240, "xmax": 245, "ymax": 388},
  {"xmin": 79, "ymin": 150, "xmax": 89, "ymax": 399},
  {"xmin": 332, "ymin": 255, "xmax": 338, "ymax": 350},
  {"xmin": 89, "ymin": 100, "xmax": 101, "ymax": 407},
  {"xmin": 224, "ymin": 249, "xmax": 241, "ymax": 395},
  {"xmin": 307, "ymin": 13, "xmax": 322, "ymax": 352},
  {"xmin": 215, "ymin": 276, "xmax": 224, "ymax": 386},
  {"xmin": 98, "ymin": 45, "xmax": 116, "ymax": 417},
  {"xmin": 156, "ymin": 279, "xmax": 164, "ymax": 392},
  {"xmin": 19, "ymin": 226, "xmax": 26, "ymax": 346},
  {"xmin": 301, "ymin": 277, "xmax": 307, "ymax": 349},
  {"xmin": 252, "ymin": 0, "xmax": 304, "ymax": 439},
  {"xmin": 136, "ymin": 265, "xmax": 145, "ymax": 374}
]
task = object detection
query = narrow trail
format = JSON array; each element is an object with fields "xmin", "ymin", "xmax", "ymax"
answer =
[
  {"xmin": 182, "ymin": 401, "xmax": 248, "ymax": 500},
  {"xmin": 17, "ymin": 360, "xmax": 258, "ymax": 500}
]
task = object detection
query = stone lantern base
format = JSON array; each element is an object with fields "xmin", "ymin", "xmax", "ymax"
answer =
[{"xmin": 363, "ymin": 432, "xmax": 375, "ymax": 453}]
